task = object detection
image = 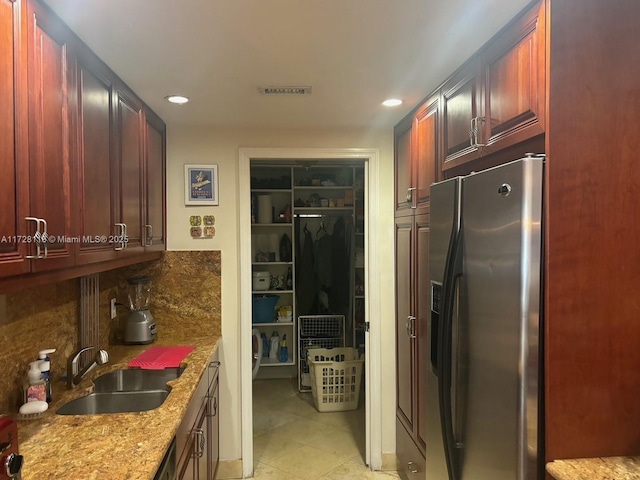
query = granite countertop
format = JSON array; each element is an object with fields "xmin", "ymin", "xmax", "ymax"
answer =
[
  {"xmin": 547, "ymin": 457, "xmax": 640, "ymax": 480},
  {"xmin": 17, "ymin": 332, "xmax": 221, "ymax": 480}
]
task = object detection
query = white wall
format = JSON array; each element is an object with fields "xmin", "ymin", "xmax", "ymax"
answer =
[{"xmin": 166, "ymin": 125, "xmax": 396, "ymax": 462}]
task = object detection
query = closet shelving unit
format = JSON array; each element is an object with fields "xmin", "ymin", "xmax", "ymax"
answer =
[
  {"xmin": 250, "ymin": 167, "xmax": 295, "ymax": 368},
  {"xmin": 250, "ymin": 163, "xmax": 365, "ymax": 379}
]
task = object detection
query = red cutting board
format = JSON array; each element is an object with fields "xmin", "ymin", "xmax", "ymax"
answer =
[{"xmin": 128, "ymin": 346, "xmax": 195, "ymax": 369}]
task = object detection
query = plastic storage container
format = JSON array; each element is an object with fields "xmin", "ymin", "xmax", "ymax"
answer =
[
  {"xmin": 252, "ymin": 271, "xmax": 271, "ymax": 291},
  {"xmin": 252, "ymin": 295, "xmax": 280, "ymax": 323},
  {"xmin": 308, "ymin": 347, "xmax": 363, "ymax": 412}
]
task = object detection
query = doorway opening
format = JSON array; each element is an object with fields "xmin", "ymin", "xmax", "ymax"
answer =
[{"xmin": 239, "ymin": 148, "xmax": 382, "ymax": 478}]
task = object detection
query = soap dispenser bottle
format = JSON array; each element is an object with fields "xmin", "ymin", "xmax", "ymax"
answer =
[
  {"xmin": 38, "ymin": 348, "xmax": 56, "ymax": 403},
  {"xmin": 24, "ymin": 361, "xmax": 46, "ymax": 403},
  {"xmin": 279, "ymin": 334, "xmax": 288, "ymax": 363}
]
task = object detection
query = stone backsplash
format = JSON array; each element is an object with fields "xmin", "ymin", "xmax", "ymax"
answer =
[{"xmin": 0, "ymin": 251, "xmax": 222, "ymax": 414}]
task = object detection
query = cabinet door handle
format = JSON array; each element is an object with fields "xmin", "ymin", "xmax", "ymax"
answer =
[
  {"xmin": 40, "ymin": 217, "xmax": 48, "ymax": 258},
  {"xmin": 145, "ymin": 224, "xmax": 152, "ymax": 246},
  {"xmin": 405, "ymin": 316, "xmax": 416, "ymax": 338},
  {"xmin": 122, "ymin": 223, "xmax": 128, "ymax": 250},
  {"xmin": 470, "ymin": 116, "xmax": 486, "ymax": 148},
  {"xmin": 213, "ymin": 396, "xmax": 218, "ymax": 416},
  {"xmin": 114, "ymin": 223, "xmax": 126, "ymax": 251},
  {"xmin": 25, "ymin": 217, "xmax": 43, "ymax": 259},
  {"xmin": 406, "ymin": 187, "xmax": 417, "ymax": 208},
  {"xmin": 193, "ymin": 428, "xmax": 205, "ymax": 458}
]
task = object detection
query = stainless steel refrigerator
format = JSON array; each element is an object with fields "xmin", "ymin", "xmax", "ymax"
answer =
[{"xmin": 426, "ymin": 155, "xmax": 544, "ymax": 480}]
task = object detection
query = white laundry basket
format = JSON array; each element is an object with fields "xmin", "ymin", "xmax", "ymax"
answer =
[{"xmin": 308, "ymin": 347, "xmax": 363, "ymax": 412}]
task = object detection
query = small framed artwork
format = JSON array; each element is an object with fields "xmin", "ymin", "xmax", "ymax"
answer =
[{"xmin": 184, "ymin": 164, "xmax": 219, "ymax": 206}]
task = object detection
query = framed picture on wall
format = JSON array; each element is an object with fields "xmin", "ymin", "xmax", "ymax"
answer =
[{"xmin": 184, "ymin": 164, "xmax": 219, "ymax": 205}]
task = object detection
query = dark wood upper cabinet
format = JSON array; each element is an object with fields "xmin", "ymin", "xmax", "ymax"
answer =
[
  {"xmin": 26, "ymin": 0, "xmax": 75, "ymax": 271},
  {"xmin": 481, "ymin": 0, "xmax": 545, "ymax": 152},
  {"xmin": 0, "ymin": 0, "xmax": 29, "ymax": 278},
  {"xmin": 413, "ymin": 95, "xmax": 439, "ymax": 216},
  {"xmin": 0, "ymin": 0, "xmax": 166, "ymax": 288},
  {"xmin": 115, "ymin": 88, "xmax": 145, "ymax": 255},
  {"xmin": 441, "ymin": 0, "xmax": 545, "ymax": 173},
  {"xmin": 74, "ymin": 48, "xmax": 118, "ymax": 264},
  {"xmin": 395, "ymin": 93, "xmax": 440, "ymax": 218},
  {"xmin": 394, "ymin": 115, "xmax": 413, "ymax": 217},
  {"xmin": 441, "ymin": 58, "xmax": 483, "ymax": 170},
  {"xmin": 144, "ymin": 109, "xmax": 166, "ymax": 251}
]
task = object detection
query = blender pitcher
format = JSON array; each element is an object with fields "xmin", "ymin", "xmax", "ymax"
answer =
[{"xmin": 124, "ymin": 276, "xmax": 157, "ymax": 344}]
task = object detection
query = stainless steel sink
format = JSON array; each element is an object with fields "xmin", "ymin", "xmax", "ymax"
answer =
[
  {"xmin": 92, "ymin": 368, "xmax": 183, "ymax": 393},
  {"xmin": 56, "ymin": 368, "xmax": 183, "ymax": 415},
  {"xmin": 57, "ymin": 390, "xmax": 169, "ymax": 415}
]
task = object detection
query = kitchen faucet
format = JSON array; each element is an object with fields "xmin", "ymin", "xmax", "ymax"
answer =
[{"xmin": 67, "ymin": 346, "xmax": 110, "ymax": 389}]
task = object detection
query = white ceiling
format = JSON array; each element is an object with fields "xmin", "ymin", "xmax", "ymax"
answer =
[{"xmin": 43, "ymin": 0, "xmax": 532, "ymax": 129}]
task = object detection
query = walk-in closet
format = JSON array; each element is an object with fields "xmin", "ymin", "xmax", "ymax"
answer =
[{"xmin": 249, "ymin": 159, "xmax": 368, "ymax": 468}]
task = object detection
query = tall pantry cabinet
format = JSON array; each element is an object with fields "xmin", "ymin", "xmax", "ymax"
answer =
[{"xmin": 394, "ymin": 93, "xmax": 439, "ymax": 479}]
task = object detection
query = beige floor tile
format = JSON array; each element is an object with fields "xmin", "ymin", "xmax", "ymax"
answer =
[
  {"xmin": 317, "ymin": 461, "xmax": 402, "ymax": 480},
  {"xmin": 253, "ymin": 427, "xmax": 268, "ymax": 437},
  {"xmin": 252, "ymin": 378, "xmax": 401, "ymax": 478},
  {"xmin": 271, "ymin": 394, "xmax": 318, "ymax": 417},
  {"xmin": 253, "ymin": 431, "xmax": 306, "ymax": 464},
  {"xmin": 270, "ymin": 417, "xmax": 339, "ymax": 444},
  {"xmin": 253, "ymin": 403, "xmax": 304, "ymax": 432},
  {"xmin": 302, "ymin": 409, "xmax": 356, "ymax": 429},
  {"xmin": 348, "ymin": 453, "xmax": 367, "ymax": 466},
  {"xmin": 265, "ymin": 445, "xmax": 346, "ymax": 480},
  {"xmin": 307, "ymin": 428, "xmax": 364, "ymax": 461},
  {"xmin": 253, "ymin": 379, "xmax": 298, "ymax": 405},
  {"xmin": 316, "ymin": 461, "xmax": 375, "ymax": 479},
  {"xmin": 252, "ymin": 461, "xmax": 305, "ymax": 480},
  {"xmin": 371, "ymin": 471, "xmax": 401, "ymax": 479}
]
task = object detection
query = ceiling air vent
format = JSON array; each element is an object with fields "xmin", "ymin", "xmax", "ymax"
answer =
[{"xmin": 257, "ymin": 86, "xmax": 312, "ymax": 95}]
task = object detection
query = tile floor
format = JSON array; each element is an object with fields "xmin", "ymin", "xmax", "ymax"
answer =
[{"xmin": 251, "ymin": 379, "xmax": 400, "ymax": 480}]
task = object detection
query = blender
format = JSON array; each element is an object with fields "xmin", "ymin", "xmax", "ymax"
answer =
[{"xmin": 124, "ymin": 276, "xmax": 157, "ymax": 344}]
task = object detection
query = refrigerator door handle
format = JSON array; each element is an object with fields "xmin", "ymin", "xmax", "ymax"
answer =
[{"xmin": 438, "ymin": 220, "xmax": 464, "ymax": 480}]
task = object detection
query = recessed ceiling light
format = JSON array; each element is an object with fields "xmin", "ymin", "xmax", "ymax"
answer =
[
  {"xmin": 382, "ymin": 98, "xmax": 403, "ymax": 107},
  {"xmin": 165, "ymin": 95, "xmax": 189, "ymax": 104}
]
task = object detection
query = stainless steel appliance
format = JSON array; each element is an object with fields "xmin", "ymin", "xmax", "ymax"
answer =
[
  {"xmin": 153, "ymin": 438, "xmax": 176, "ymax": 480},
  {"xmin": 427, "ymin": 155, "xmax": 544, "ymax": 480},
  {"xmin": 124, "ymin": 276, "xmax": 157, "ymax": 345}
]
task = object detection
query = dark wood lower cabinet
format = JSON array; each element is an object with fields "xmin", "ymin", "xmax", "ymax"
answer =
[
  {"xmin": 395, "ymin": 214, "xmax": 429, "ymax": 479},
  {"xmin": 177, "ymin": 358, "xmax": 220, "ymax": 480},
  {"xmin": 396, "ymin": 418, "xmax": 425, "ymax": 480}
]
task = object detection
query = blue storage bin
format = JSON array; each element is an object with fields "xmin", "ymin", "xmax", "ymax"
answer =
[{"xmin": 252, "ymin": 295, "xmax": 280, "ymax": 323}]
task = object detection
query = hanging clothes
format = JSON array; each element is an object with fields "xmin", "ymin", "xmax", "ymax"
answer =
[
  {"xmin": 315, "ymin": 223, "xmax": 332, "ymax": 289},
  {"xmin": 329, "ymin": 216, "xmax": 350, "ymax": 313},
  {"xmin": 296, "ymin": 225, "xmax": 317, "ymax": 315}
]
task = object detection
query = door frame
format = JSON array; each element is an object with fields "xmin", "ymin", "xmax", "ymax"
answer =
[{"xmin": 239, "ymin": 147, "xmax": 382, "ymax": 477}]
